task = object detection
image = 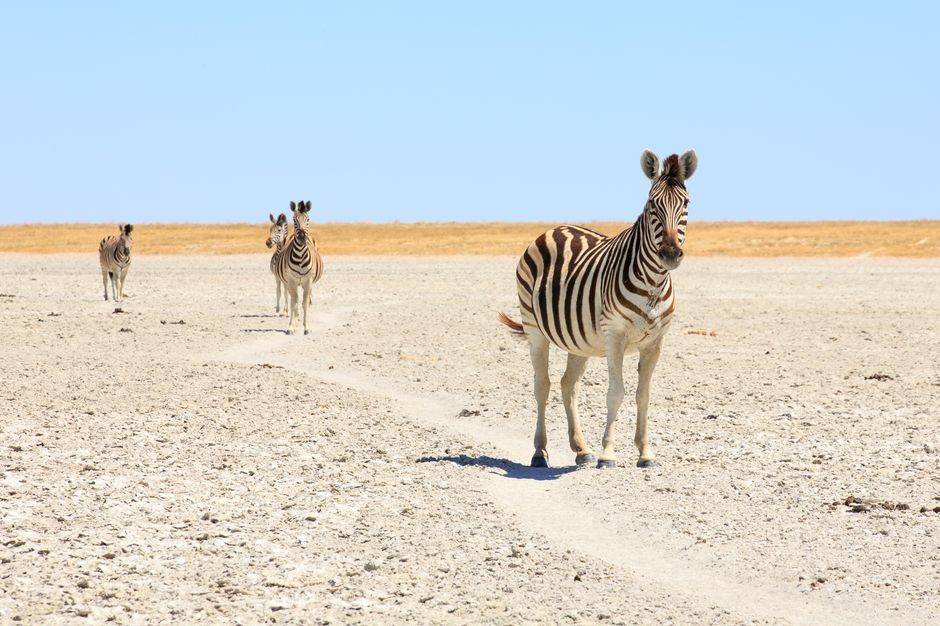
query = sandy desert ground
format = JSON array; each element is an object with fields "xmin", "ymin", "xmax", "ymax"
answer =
[{"xmin": 0, "ymin": 253, "xmax": 938, "ymax": 624}]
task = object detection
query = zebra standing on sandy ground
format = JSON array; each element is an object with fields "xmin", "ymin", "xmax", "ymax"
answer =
[
  {"xmin": 499, "ymin": 149, "xmax": 697, "ymax": 469},
  {"xmin": 274, "ymin": 201, "xmax": 323, "ymax": 334},
  {"xmin": 98, "ymin": 223, "xmax": 134, "ymax": 301},
  {"xmin": 265, "ymin": 212, "xmax": 290, "ymax": 315}
]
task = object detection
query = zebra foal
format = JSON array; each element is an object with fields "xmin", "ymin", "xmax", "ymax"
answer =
[
  {"xmin": 273, "ymin": 201, "xmax": 324, "ymax": 335},
  {"xmin": 500, "ymin": 149, "xmax": 698, "ymax": 469},
  {"xmin": 98, "ymin": 224, "xmax": 134, "ymax": 301}
]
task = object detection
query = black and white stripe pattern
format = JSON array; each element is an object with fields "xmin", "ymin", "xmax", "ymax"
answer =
[
  {"xmin": 266, "ymin": 212, "xmax": 290, "ymax": 315},
  {"xmin": 273, "ymin": 201, "xmax": 324, "ymax": 334},
  {"xmin": 98, "ymin": 224, "xmax": 133, "ymax": 302},
  {"xmin": 500, "ymin": 149, "xmax": 698, "ymax": 470}
]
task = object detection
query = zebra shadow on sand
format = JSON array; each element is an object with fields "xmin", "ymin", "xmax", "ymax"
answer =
[{"xmin": 416, "ymin": 454, "xmax": 578, "ymax": 481}]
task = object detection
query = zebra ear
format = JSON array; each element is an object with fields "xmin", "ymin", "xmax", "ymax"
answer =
[
  {"xmin": 679, "ymin": 149, "xmax": 697, "ymax": 180},
  {"xmin": 640, "ymin": 150, "xmax": 660, "ymax": 180},
  {"xmin": 269, "ymin": 213, "xmax": 276, "ymax": 223},
  {"xmin": 118, "ymin": 223, "xmax": 125, "ymax": 233},
  {"xmin": 124, "ymin": 224, "xmax": 133, "ymax": 235},
  {"xmin": 290, "ymin": 201, "xmax": 297, "ymax": 212},
  {"xmin": 277, "ymin": 213, "xmax": 287, "ymax": 225},
  {"xmin": 303, "ymin": 200, "xmax": 311, "ymax": 213}
]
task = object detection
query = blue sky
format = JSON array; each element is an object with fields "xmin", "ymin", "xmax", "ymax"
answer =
[{"xmin": 1, "ymin": 2, "xmax": 938, "ymax": 224}]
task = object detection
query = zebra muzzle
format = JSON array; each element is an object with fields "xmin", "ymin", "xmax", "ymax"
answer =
[{"xmin": 658, "ymin": 244, "xmax": 683, "ymax": 268}]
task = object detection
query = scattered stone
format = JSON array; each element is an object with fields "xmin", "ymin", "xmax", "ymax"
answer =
[
  {"xmin": 457, "ymin": 408, "xmax": 481, "ymax": 417},
  {"xmin": 864, "ymin": 373, "xmax": 894, "ymax": 381},
  {"xmin": 840, "ymin": 496, "xmax": 909, "ymax": 513},
  {"xmin": 364, "ymin": 561, "xmax": 379, "ymax": 572},
  {"xmin": 77, "ymin": 579, "xmax": 89, "ymax": 589},
  {"xmin": 118, "ymin": 327, "xmax": 133, "ymax": 333},
  {"xmin": 686, "ymin": 328, "xmax": 717, "ymax": 337},
  {"xmin": 112, "ymin": 307, "xmax": 124, "ymax": 314}
]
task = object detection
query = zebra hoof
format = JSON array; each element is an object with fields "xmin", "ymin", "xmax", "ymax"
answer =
[
  {"xmin": 530, "ymin": 453, "xmax": 549, "ymax": 468},
  {"xmin": 575, "ymin": 453, "xmax": 597, "ymax": 467},
  {"xmin": 596, "ymin": 459, "xmax": 618, "ymax": 470},
  {"xmin": 636, "ymin": 459, "xmax": 659, "ymax": 469},
  {"xmin": 303, "ymin": 330, "xmax": 310, "ymax": 335}
]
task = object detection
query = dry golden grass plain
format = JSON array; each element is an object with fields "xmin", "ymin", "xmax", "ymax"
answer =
[{"xmin": 0, "ymin": 221, "xmax": 937, "ymax": 256}]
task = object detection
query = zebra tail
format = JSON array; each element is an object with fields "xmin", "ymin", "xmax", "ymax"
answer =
[{"xmin": 497, "ymin": 311, "xmax": 525, "ymax": 335}]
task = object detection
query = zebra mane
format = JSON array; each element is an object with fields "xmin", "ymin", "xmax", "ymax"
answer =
[{"xmin": 660, "ymin": 154, "xmax": 686, "ymax": 189}]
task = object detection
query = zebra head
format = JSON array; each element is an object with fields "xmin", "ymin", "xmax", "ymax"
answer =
[
  {"xmin": 117, "ymin": 223, "xmax": 133, "ymax": 256},
  {"xmin": 266, "ymin": 213, "xmax": 288, "ymax": 249},
  {"xmin": 291, "ymin": 200, "xmax": 312, "ymax": 242},
  {"xmin": 640, "ymin": 149, "xmax": 697, "ymax": 270}
]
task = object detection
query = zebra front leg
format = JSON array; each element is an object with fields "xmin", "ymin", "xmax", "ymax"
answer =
[
  {"xmin": 118, "ymin": 269, "xmax": 127, "ymax": 301},
  {"xmin": 635, "ymin": 337, "xmax": 663, "ymax": 468},
  {"xmin": 110, "ymin": 272, "xmax": 120, "ymax": 302},
  {"xmin": 598, "ymin": 333, "xmax": 626, "ymax": 469},
  {"xmin": 301, "ymin": 282, "xmax": 311, "ymax": 335},
  {"xmin": 286, "ymin": 284, "xmax": 299, "ymax": 334},
  {"xmin": 527, "ymin": 333, "xmax": 551, "ymax": 467},
  {"xmin": 275, "ymin": 278, "xmax": 282, "ymax": 314},
  {"xmin": 101, "ymin": 270, "xmax": 109, "ymax": 300},
  {"xmin": 561, "ymin": 353, "xmax": 595, "ymax": 466}
]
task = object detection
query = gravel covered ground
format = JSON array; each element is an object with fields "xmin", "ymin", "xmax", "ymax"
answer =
[{"xmin": 1, "ymin": 254, "xmax": 937, "ymax": 625}]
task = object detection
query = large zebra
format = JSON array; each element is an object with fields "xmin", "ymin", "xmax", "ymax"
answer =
[
  {"xmin": 274, "ymin": 201, "xmax": 324, "ymax": 335},
  {"xmin": 98, "ymin": 223, "xmax": 134, "ymax": 302},
  {"xmin": 265, "ymin": 212, "xmax": 290, "ymax": 315},
  {"xmin": 499, "ymin": 149, "xmax": 697, "ymax": 469}
]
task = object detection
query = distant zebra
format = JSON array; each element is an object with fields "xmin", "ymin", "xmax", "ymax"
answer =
[
  {"xmin": 266, "ymin": 212, "xmax": 290, "ymax": 315},
  {"xmin": 499, "ymin": 149, "xmax": 698, "ymax": 469},
  {"xmin": 274, "ymin": 201, "xmax": 324, "ymax": 334},
  {"xmin": 98, "ymin": 224, "xmax": 134, "ymax": 301}
]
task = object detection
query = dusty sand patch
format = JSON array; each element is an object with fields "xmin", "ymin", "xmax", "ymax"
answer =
[{"xmin": 0, "ymin": 254, "xmax": 937, "ymax": 624}]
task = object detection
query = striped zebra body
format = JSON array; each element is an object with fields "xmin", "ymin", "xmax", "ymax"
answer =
[
  {"xmin": 98, "ymin": 224, "xmax": 133, "ymax": 301},
  {"xmin": 501, "ymin": 149, "xmax": 698, "ymax": 470},
  {"xmin": 274, "ymin": 201, "xmax": 324, "ymax": 334},
  {"xmin": 516, "ymin": 219, "xmax": 678, "ymax": 358}
]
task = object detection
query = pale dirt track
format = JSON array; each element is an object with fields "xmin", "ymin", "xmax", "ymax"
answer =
[{"xmin": 0, "ymin": 254, "xmax": 938, "ymax": 625}]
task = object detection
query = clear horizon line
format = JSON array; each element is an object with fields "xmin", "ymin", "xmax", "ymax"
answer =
[{"xmin": 1, "ymin": 218, "xmax": 938, "ymax": 227}]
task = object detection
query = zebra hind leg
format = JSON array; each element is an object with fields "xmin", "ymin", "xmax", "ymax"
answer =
[
  {"xmin": 561, "ymin": 353, "xmax": 596, "ymax": 466},
  {"xmin": 102, "ymin": 270, "xmax": 110, "ymax": 300},
  {"xmin": 527, "ymin": 332, "xmax": 551, "ymax": 467},
  {"xmin": 275, "ymin": 278, "xmax": 282, "ymax": 314}
]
